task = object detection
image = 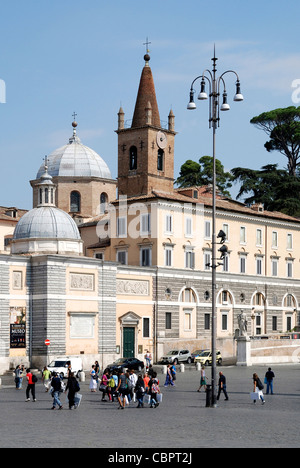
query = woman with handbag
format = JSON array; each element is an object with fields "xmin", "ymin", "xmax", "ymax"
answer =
[
  {"xmin": 252, "ymin": 373, "xmax": 265, "ymax": 405},
  {"xmin": 99, "ymin": 369, "xmax": 109, "ymax": 401}
]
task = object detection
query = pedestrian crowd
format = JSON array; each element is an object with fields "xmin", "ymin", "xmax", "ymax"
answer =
[
  {"xmin": 89, "ymin": 363, "xmax": 162, "ymax": 409},
  {"xmin": 14, "ymin": 358, "xmax": 277, "ymax": 411},
  {"xmin": 195, "ymin": 365, "xmax": 276, "ymax": 406}
]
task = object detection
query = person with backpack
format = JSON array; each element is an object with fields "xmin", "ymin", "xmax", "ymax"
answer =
[
  {"xmin": 65, "ymin": 372, "xmax": 80, "ymax": 410},
  {"xmin": 253, "ymin": 373, "xmax": 265, "ymax": 405},
  {"xmin": 116, "ymin": 369, "xmax": 128, "ymax": 409},
  {"xmin": 149, "ymin": 372, "xmax": 161, "ymax": 408},
  {"xmin": 51, "ymin": 372, "xmax": 63, "ymax": 410},
  {"xmin": 107, "ymin": 373, "xmax": 116, "ymax": 402},
  {"xmin": 135, "ymin": 374, "xmax": 145, "ymax": 408},
  {"xmin": 25, "ymin": 369, "xmax": 37, "ymax": 402}
]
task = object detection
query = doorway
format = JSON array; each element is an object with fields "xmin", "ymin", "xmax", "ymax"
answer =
[{"xmin": 123, "ymin": 327, "xmax": 135, "ymax": 357}]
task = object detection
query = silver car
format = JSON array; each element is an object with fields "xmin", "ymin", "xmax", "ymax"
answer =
[{"xmin": 160, "ymin": 349, "xmax": 192, "ymax": 365}]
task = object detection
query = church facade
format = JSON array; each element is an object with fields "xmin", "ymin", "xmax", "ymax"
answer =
[{"xmin": 0, "ymin": 52, "xmax": 300, "ymax": 373}]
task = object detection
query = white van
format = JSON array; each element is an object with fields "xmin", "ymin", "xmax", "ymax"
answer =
[{"xmin": 47, "ymin": 358, "xmax": 83, "ymax": 379}]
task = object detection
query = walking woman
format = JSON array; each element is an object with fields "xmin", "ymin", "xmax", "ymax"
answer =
[
  {"xmin": 253, "ymin": 373, "xmax": 265, "ymax": 405},
  {"xmin": 197, "ymin": 366, "xmax": 207, "ymax": 392},
  {"xmin": 89, "ymin": 365, "xmax": 98, "ymax": 392},
  {"xmin": 65, "ymin": 372, "xmax": 80, "ymax": 410}
]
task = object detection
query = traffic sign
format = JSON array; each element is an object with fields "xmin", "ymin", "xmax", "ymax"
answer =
[{"xmin": 45, "ymin": 339, "xmax": 50, "ymax": 346}]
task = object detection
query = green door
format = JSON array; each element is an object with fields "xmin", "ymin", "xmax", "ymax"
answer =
[{"xmin": 123, "ymin": 327, "xmax": 135, "ymax": 357}]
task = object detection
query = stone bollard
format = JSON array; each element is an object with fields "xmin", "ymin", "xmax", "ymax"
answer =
[
  {"xmin": 79, "ymin": 371, "xmax": 86, "ymax": 382},
  {"xmin": 196, "ymin": 363, "xmax": 201, "ymax": 371},
  {"xmin": 180, "ymin": 364, "xmax": 185, "ymax": 373},
  {"xmin": 162, "ymin": 365, "xmax": 167, "ymax": 374}
]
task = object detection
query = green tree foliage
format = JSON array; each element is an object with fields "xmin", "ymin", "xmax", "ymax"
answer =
[
  {"xmin": 231, "ymin": 164, "xmax": 300, "ymax": 217},
  {"xmin": 250, "ymin": 106, "xmax": 300, "ymax": 176},
  {"xmin": 176, "ymin": 156, "xmax": 234, "ymax": 197}
]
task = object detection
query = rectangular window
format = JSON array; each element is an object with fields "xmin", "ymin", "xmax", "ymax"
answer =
[
  {"xmin": 185, "ymin": 250, "xmax": 195, "ymax": 269},
  {"xmin": 256, "ymin": 314, "xmax": 262, "ymax": 335},
  {"xmin": 141, "ymin": 214, "xmax": 151, "ymax": 235},
  {"xmin": 272, "ymin": 231, "xmax": 278, "ymax": 248},
  {"xmin": 204, "ymin": 252, "xmax": 211, "ymax": 270},
  {"xmin": 166, "ymin": 312, "xmax": 172, "ymax": 330},
  {"xmin": 272, "ymin": 316, "xmax": 277, "ymax": 331},
  {"xmin": 143, "ymin": 317, "xmax": 150, "ymax": 338},
  {"xmin": 287, "ymin": 261, "xmax": 293, "ymax": 278},
  {"xmin": 287, "ymin": 233, "xmax": 293, "ymax": 250},
  {"xmin": 205, "ymin": 221, "xmax": 211, "ymax": 238},
  {"xmin": 165, "ymin": 247, "xmax": 173, "ymax": 267},
  {"xmin": 240, "ymin": 255, "xmax": 246, "ymax": 274},
  {"xmin": 256, "ymin": 257, "xmax": 263, "ymax": 275},
  {"xmin": 95, "ymin": 253, "xmax": 104, "ymax": 260},
  {"xmin": 240, "ymin": 227, "xmax": 246, "ymax": 243},
  {"xmin": 117, "ymin": 217, "xmax": 127, "ymax": 237},
  {"xmin": 222, "ymin": 223, "xmax": 229, "ymax": 241},
  {"xmin": 221, "ymin": 313, "xmax": 228, "ymax": 331},
  {"xmin": 271, "ymin": 259, "xmax": 278, "ymax": 277},
  {"xmin": 256, "ymin": 229, "xmax": 262, "ymax": 246},
  {"xmin": 222, "ymin": 254, "xmax": 229, "ymax": 272},
  {"xmin": 117, "ymin": 250, "xmax": 127, "ymax": 265},
  {"xmin": 204, "ymin": 314, "xmax": 210, "ymax": 330},
  {"xmin": 165, "ymin": 215, "xmax": 173, "ymax": 234},
  {"xmin": 140, "ymin": 248, "xmax": 151, "ymax": 267},
  {"xmin": 185, "ymin": 217, "xmax": 193, "ymax": 237}
]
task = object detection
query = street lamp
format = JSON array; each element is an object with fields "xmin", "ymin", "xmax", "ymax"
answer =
[{"xmin": 187, "ymin": 47, "xmax": 243, "ymax": 407}]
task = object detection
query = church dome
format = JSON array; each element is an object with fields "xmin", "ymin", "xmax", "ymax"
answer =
[
  {"xmin": 13, "ymin": 206, "xmax": 81, "ymax": 241},
  {"xmin": 12, "ymin": 163, "xmax": 83, "ymax": 256},
  {"xmin": 36, "ymin": 122, "xmax": 112, "ymax": 180}
]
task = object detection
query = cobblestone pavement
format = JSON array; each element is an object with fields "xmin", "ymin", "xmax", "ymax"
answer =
[{"xmin": 0, "ymin": 364, "xmax": 299, "ymax": 448}]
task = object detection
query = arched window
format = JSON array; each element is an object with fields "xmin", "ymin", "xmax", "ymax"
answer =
[
  {"xmin": 157, "ymin": 149, "xmax": 164, "ymax": 171},
  {"xmin": 129, "ymin": 146, "xmax": 137, "ymax": 170},
  {"xmin": 45, "ymin": 188, "xmax": 49, "ymax": 204},
  {"xmin": 70, "ymin": 191, "xmax": 81, "ymax": 213},
  {"xmin": 100, "ymin": 192, "xmax": 108, "ymax": 214},
  {"xmin": 181, "ymin": 288, "xmax": 196, "ymax": 303}
]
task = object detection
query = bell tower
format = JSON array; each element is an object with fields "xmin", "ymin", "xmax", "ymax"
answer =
[{"xmin": 116, "ymin": 53, "xmax": 176, "ymax": 198}]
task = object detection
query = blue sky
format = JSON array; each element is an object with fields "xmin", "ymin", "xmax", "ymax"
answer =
[{"xmin": 0, "ymin": 0, "xmax": 299, "ymax": 209}]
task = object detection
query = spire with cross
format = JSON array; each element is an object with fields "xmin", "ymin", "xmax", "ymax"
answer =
[{"xmin": 143, "ymin": 37, "xmax": 151, "ymax": 65}]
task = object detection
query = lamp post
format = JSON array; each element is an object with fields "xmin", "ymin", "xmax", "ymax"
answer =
[{"xmin": 187, "ymin": 47, "xmax": 243, "ymax": 407}]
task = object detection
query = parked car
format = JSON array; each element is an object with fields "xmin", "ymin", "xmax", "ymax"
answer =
[
  {"xmin": 191, "ymin": 349, "xmax": 203, "ymax": 363},
  {"xmin": 47, "ymin": 358, "xmax": 83, "ymax": 379},
  {"xmin": 106, "ymin": 357, "xmax": 144, "ymax": 373},
  {"xmin": 194, "ymin": 350, "xmax": 223, "ymax": 366},
  {"xmin": 160, "ymin": 349, "xmax": 192, "ymax": 365}
]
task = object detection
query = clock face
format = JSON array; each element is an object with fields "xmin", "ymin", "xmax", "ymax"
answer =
[{"xmin": 156, "ymin": 131, "xmax": 167, "ymax": 149}]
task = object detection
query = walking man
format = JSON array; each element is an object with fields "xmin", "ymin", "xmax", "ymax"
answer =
[
  {"xmin": 217, "ymin": 372, "xmax": 229, "ymax": 401},
  {"xmin": 25, "ymin": 369, "xmax": 37, "ymax": 402},
  {"xmin": 51, "ymin": 372, "xmax": 63, "ymax": 410}
]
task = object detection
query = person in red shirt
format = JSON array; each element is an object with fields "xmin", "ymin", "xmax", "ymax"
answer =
[{"xmin": 26, "ymin": 369, "xmax": 36, "ymax": 402}]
